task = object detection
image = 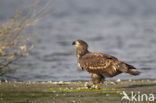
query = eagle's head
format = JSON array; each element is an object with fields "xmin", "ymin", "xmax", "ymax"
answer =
[
  {"xmin": 72, "ymin": 40, "xmax": 89, "ymax": 57},
  {"xmin": 72, "ymin": 40, "xmax": 88, "ymax": 49}
]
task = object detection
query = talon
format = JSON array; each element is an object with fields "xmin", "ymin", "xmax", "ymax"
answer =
[
  {"xmin": 91, "ymin": 84, "xmax": 99, "ymax": 89},
  {"xmin": 95, "ymin": 85, "xmax": 98, "ymax": 89},
  {"xmin": 95, "ymin": 84, "xmax": 100, "ymax": 89}
]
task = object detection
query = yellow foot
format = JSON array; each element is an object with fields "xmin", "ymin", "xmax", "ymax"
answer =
[{"xmin": 91, "ymin": 84, "xmax": 100, "ymax": 89}]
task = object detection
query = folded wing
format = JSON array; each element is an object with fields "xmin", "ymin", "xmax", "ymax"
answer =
[{"xmin": 79, "ymin": 52, "xmax": 125, "ymax": 77}]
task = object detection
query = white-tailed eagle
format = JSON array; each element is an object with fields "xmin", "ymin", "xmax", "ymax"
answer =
[{"xmin": 72, "ymin": 40, "xmax": 140, "ymax": 89}]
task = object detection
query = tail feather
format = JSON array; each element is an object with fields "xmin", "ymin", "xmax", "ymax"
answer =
[
  {"xmin": 126, "ymin": 63, "xmax": 140, "ymax": 75},
  {"xmin": 128, "ymin": 69, "xmax": 140, "ymax": 75},
  {"xmin": 119, "ymin": 62, "xmax": 140, "ymax": 75}
]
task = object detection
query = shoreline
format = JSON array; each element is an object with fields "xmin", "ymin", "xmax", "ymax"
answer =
[
  {"xmin": 1, "ymin": 78, "xmax": 156, "ymax": 82},
  {"xmin": 0, "ymin": 80, "xmax": 156, "ymax": 103}
]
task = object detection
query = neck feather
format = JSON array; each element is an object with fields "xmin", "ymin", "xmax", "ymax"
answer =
[{"xmin": 76, "ymin": 47, "xmax": 89, "ymax": 58}]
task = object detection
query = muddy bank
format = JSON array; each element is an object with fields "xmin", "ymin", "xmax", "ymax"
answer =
[{"xmin": 0, "ymin": 80, "xmax": 156, "ymax": 103}]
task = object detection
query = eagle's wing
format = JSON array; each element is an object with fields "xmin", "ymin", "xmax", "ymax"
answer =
[{"xmin": 79, "ymin": 52, "xmax": 123, "ymax": 77}]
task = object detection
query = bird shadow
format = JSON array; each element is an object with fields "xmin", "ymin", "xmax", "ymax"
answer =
[{"xmin": 122, "ymin": 83, "xmax": 156, "ymax": 88}]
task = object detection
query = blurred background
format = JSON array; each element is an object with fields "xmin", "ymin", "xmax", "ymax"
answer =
[{"xmin": 0, "ymin": 0, "xmax": 156, "ymax": 81}]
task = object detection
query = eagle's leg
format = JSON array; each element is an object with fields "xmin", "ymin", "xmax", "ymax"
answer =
[
  {"xmin": 93, "ymin": 84, "xmax": 99, "ymax": 89},
  {"xmin": 90, "ymin": 73, "xmax": 101, "ymax": 89},
  {"xmin": 99, "ymin": 75, "xmax": 105, "ymax": 84}
]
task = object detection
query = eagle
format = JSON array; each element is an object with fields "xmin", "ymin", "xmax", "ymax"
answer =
[{"xmin": 72, "ymin": 40, "xmax": 140, "ymax": 89}]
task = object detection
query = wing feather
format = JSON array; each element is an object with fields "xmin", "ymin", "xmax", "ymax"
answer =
[
  {"xmin": 79, "ymin": 52, "xmax": 118, "ymax": 69},
  {"xmin": 79, "ymin": 52, "xmax": 121, "ymax": 76}
]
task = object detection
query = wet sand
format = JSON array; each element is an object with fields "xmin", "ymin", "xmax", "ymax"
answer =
[{"xmin": 0, "ymin": 80, "xmax": 156, "ymax": 103}]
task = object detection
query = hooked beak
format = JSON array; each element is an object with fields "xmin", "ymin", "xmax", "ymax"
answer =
[{"xmin": 72, "ymin": 41, "xmax": 75, "ymax": 45}]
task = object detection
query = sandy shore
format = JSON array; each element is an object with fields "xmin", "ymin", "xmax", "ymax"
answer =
[{"xmin": 0, "ymin": 80, "xmax": 156, "ymax": 103}]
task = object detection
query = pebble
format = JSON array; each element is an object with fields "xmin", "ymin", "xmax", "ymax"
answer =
[
  {"xmin": 106, "ymin": 94, "xmax": 109, "ymax": 96},
  {"xmin": 48, "ymin": 81, "xmax": 52, "ymax": 83},
  {"xmin": 53, "ymin": 82, "xmax": 58, "ymax": 84},
  {"xmin": 110, "ymin": 82, "xmax": 116, "ymax": 85},
  {"xmin": 116, "ymin": 79, "xmax": 121, "ymax": 82},
  {"xmin": 84, "ymin": 82, "xmax": 89, "ymax": 87},
  {"xmin": 72, "ymin": 100, "xmax": 76, "ymax": 103},
  {"xmin": 58, "ymin": 81, "xmax": 64, "ymax": 84},
  {"xmin": 52, "ymin": 81, "xmax": 65, "ymax": 85}
]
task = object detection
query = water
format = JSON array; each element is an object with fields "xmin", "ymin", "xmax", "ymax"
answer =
[{"xmin": 0, "ymin": 0, "xmax": 156, "ymax": 81}]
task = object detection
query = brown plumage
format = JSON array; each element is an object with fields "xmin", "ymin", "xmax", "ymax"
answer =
[{"xmin": 72, "ymin": 40, "xmax": 140, "ymax": 89}]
